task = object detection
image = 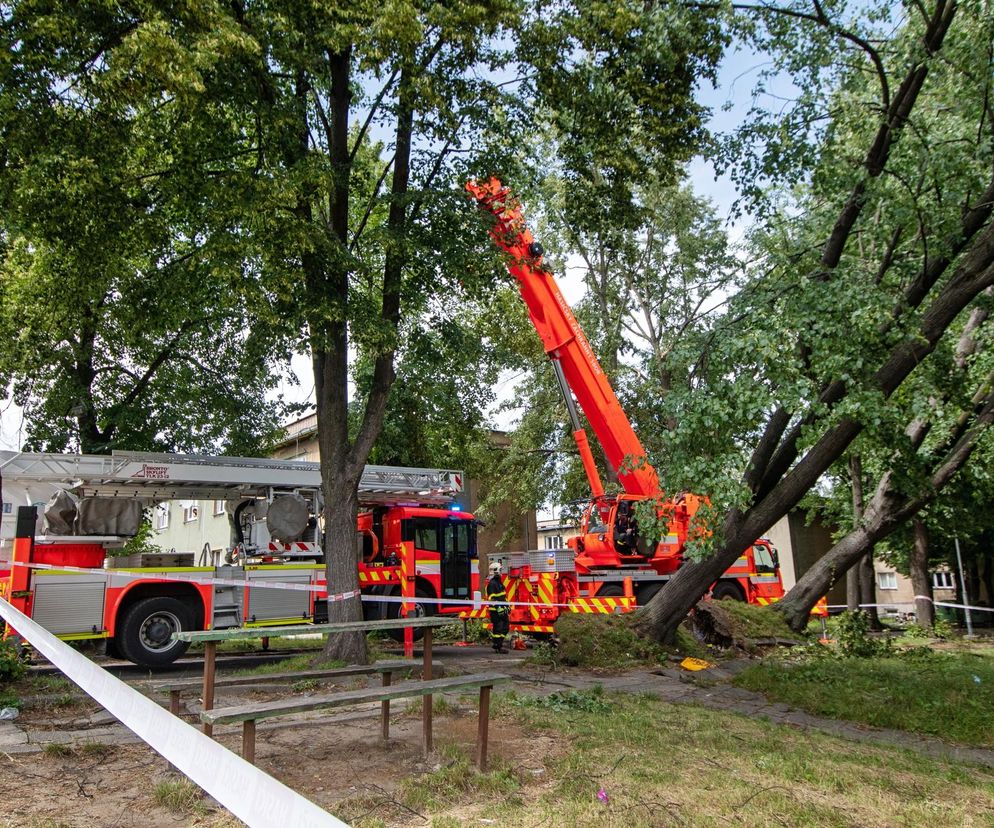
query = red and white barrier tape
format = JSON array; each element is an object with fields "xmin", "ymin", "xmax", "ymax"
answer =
[{"xmin": 12, "ymin": 561, "xmax": 359, "ymax": 601}]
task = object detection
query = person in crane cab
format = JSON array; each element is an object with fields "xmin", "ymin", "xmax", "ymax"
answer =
[
  {"xmin": 486, "ymin": 560, "xmax": 509, "ymax": 654},
  {"xmin": 613, "ymin": 501, "xmax": 640, "ymax": 555}
]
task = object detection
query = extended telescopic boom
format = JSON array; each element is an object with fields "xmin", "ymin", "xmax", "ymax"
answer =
[{"xmin": 467, "ymin": 178, "xmax": 660, "ymax": 500}]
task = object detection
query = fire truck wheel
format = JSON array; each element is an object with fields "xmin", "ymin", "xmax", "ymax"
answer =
[
  {"xmin": 386, "ymin": 584, "xmax": 437, "ymax": 641},
  {"xmin": 711, "ymin": 582, "xmax": 746, "ymax": 602},
  {"xmin": 596, "ymin": 584, "xmax": 625, "ymax": 598},
  {"xmin": 118, "ymin": 597, "xmax": 193, "ymax": 668}
]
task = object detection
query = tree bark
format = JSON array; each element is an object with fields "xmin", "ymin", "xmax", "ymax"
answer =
[
  {"xmin": 304, "ymin": 50, "xmax": 368, "ymax": 665},
  {"xmin": 315, "ymin": 56, "xmax": 413, "ymax": 663},
  {"xmin": 910, "ymin": 518, "xmax": 935, "ymax": 627},
  {"xmin": 858, "ymin": 552, "xmax": 881, "ymax": 630}
]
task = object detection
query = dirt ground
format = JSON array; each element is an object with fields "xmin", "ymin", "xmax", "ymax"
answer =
[
  {"xmin": 0, "ymin": 658, "xmax": 564, "ymax": 828},
  {"xmin": 0, "ymin": 707, "xmax": 560, "ymax": 828}
]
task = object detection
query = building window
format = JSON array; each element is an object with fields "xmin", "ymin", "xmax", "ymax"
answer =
[
  {"xmin": 183, "ymin": 503, "xmax": 199, "ymax": 524},
  {"xmin": 213, "ymin": 500, "xmax": 226, "ymax": 517},
  {"xmin": 933, "ymin": 570, "xmax": 956, "ymax": 589},
  {"xmin": 877, "ymin": 571, "xmax": 897, "ymax": 591},
  {"xmin": 2, "ymin": 502, "xmax": 10, "ymax": 515},
  {"xmin": 155, "ymin": 504, "xmax": 170, "ymax": 531},
  {"xmin": 544, "ymin": 535, "xmax": 563, "ymax": 550}
]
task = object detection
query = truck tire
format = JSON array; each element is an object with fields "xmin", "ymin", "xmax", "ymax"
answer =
[
  {"xmin": 596, "ymin": 584, "xmax": 625, "ymax": 598},
  {"xmin": 711, "ymin": 581, "xmax": 746, "ymax": 602},
  {"xmin": 117, "ymin": 596, "xmax": 193, "ymax": 668},
  {"xmin": 387, "ymin": 584, "xmax": 436, "ymax": 642},
  {"xmin": 636, "ymin": 582, "xmax": 665, "ymax": 606}
]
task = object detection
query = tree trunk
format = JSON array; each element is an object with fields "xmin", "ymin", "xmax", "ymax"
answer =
[
  {"xmin": 910, "ymin": 518, "xmax": 935, "ymax": 627},
  {"xmin": 858, "ymin": 552, "xmax": 882, "ymax": 630},
  {"xmin": 777, "ymin": 528, "xmax": 879, "ymax": 630},
  {"xmin": 981, "ymin": 552, "xmax": 994, "ymax": 609},
  {"xmin": 303, "ymin": 50, "xmax": 368, "ymax": 664},
  {"xmin": 846, "ymin": 568, "xmax": 860, "ymax": 612}
]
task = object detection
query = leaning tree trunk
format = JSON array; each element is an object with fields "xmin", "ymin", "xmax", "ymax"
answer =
[
  {"xmin": 910, "ymin": 518, "xmax": 935, "ymax": 627},
  {"xmin": 777, "ymin": 386, "xmax": 994, "ymax": 630},
  {"xmin": 778, "ymin": 527, "xmax": 883, "ymax": 631}
]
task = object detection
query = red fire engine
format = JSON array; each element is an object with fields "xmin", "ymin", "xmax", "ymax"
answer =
[
  {"xmin": 466, "ymin": 178, "xmax": 786, "ymax": 627},
  {"xmin": 1, "ymin": 451, "xmax": 479, "ymax": 666}
]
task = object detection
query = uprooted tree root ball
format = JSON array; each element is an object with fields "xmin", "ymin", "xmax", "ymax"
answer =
[
  {"xmin": 685, "ymin": 600, "xmax": 802, "ymax": 651},
  {"xmin": 544, "ymin": 602, "xmax": 805, "ymax": 670}
]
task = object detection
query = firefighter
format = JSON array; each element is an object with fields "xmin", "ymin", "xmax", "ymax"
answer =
[{"xmin": 486, "ymin": 560, "xmax": 509, "ymax": 654}]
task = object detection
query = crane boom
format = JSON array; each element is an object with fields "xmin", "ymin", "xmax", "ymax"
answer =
[{"xmin": 467, "ymin": 178, "xmax": 660, "ymax": 499}]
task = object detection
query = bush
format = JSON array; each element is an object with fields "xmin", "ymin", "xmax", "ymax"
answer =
[
  {"xmin": 835, "ymin": 611, "xmax": 892, "ymax": 658},
  {"xmin": 0, "ymin": 640, "xmax": 26, "ymax": 682},
  {"xmin": 552, "ymin": 614, "xmax": 666, "ymax": 670},
  {"xmin": 508, "ymin": 686, "xmax": 612, "ymax": 713}
]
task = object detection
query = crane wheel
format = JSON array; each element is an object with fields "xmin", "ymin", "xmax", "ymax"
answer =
[
  {"xmin": 711, "ymin": 582, "xmax": 746, "ymax": 602},
  {"xmin": 636, "ymin": 583, "xmax": 665, "ymax": 606}
]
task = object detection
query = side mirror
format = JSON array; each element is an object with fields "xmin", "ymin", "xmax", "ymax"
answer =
[{"xmin": 772, "ymin": 548, "xmax": 780, "ymax": 569}]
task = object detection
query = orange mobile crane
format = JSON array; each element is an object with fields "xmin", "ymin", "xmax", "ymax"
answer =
[{"xmin": 467, "ymin": 178, "xmax": 785, "ymax": 611}]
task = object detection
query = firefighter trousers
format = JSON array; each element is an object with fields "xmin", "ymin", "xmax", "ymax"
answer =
[{"xmin": 489, "ymin": 608, "xmax": 509, "ymax": 648}]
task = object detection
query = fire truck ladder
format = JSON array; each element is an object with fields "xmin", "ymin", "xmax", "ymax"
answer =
[{"xmin": 0, "ymin": 450, "xmax": 464, "ymax": 506}]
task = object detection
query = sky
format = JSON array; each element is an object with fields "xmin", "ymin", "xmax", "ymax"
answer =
[{"xmin": 0, "ymin": 38, "xmax": 788, "ymax": 455}]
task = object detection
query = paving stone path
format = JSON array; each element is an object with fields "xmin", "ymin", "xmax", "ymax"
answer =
[{"xmin": 6, "ymin": 646, "xmax": 994, "ymax": 770}]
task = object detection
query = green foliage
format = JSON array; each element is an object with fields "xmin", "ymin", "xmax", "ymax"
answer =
[
  {"xmin": 904, "ymin": 616, "xmax": 954, "ymax": 641},
  {"xmin": 112, "ymin": 513, "xmax": 163, "ymax": 559},
  {"xmin": 0, "ymin": 1, "xmax": 289, "ymax": 454},
  {"xmin": 0, "ymin": 641, "xmax": 27, "ymax": 683},
  {"xmin": 835, "ymin": 611, "xmax": 893, "ymax": 659}
]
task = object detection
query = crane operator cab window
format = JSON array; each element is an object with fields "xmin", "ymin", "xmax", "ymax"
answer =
[
  {"xmin": 753, "ymin": 544, "xmax": 779, "ymax": 574},
  {"xmin": 613, "ymin": 500, "xmax": 640, "ymax": 555}
]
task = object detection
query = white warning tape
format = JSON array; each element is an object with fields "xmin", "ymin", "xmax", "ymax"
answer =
[
  {"xmin": 826, "ymin": 600, "xmax": 994, "ymax": 615},
  {"xmin": 0, "ymin": 596, "xmax": 347, "ymax": 828}
]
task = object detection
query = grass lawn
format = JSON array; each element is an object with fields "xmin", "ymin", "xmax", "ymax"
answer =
[
  {"xmin": 341, "ymin": 690, "xmax": 994, "ymax": 827},
  {"xmin": 734, "ymin": 650, "xmax": 994, "ymax": 747}
]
